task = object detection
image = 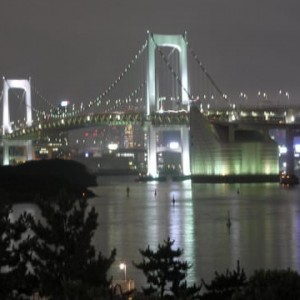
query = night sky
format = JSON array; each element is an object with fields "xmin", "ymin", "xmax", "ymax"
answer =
[{"xmin": 1, "ymin": 0, "xmax": 300, "ymax": 110}]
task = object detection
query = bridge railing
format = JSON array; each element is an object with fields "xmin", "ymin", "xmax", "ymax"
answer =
[{"xmin": 4, "ymin": 106, "xmax": 300, "ymax": 140}]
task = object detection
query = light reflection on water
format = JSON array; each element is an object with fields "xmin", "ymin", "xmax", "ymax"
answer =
[
  {"xmin": 13, "ymin": 177, "xmax": 300, "ymax": 289},
  {"xmin": 89, "ymin": 178, "xmax": 300, "ymax": 288}
]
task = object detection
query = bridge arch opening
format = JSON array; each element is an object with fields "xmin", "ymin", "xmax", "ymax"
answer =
[
  {"xmin": 146, "ymin": 33, "xmax": 190, "ymax": 115},
  {"xmin": 7, "ymin": 88, "xmax": 27, "ymax": 130},
  {"xmin": 3, "ymin": 78, "xmax": 32, "ymax": 134},
  {"xmin": 155, "ymin": 47, "xmax": 182, "ymax": 112},
  {"xmin": 2, "ymin": 78, "xmax": 33, "ymax": 165}
]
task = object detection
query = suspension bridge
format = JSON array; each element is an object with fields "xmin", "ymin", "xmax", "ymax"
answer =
[{"xmin": 1, "ymin": 32, "xmax": 300, "ymax": 181}]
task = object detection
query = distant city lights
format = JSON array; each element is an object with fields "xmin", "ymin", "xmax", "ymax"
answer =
[
  {"xmin": 108, "ymin": 143, "xmax": 118, "ymax": 151},
  {"xmin": 60, "ymin": 100, "xmax": 70, "ymax": 107},
  {"xmin": 279, "ymin": 145, "xmax": 287, "ymax": 154},
  {"xmin": 295, "ymin": 144, "xmax": 300, "ymax": 153}
]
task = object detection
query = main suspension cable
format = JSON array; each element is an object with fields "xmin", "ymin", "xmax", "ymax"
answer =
[{"xmin": 184, "ymin": 36, "xmax": 230, "ymax": 104}]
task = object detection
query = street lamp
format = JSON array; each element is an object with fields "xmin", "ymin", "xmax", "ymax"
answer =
[{"xmin": 120, "ymin": 263, "xmax": 127, "ymax": 281}]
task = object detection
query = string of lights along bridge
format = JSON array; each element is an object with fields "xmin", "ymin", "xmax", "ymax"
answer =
[{"xmin": 1, "ymin": 32, "xmax": 300, "ymax": 182}]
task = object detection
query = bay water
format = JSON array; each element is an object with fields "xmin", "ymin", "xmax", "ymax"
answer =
[{"xmin": 13, "ymin": 176, "xmax": 300, "ymax": 289}]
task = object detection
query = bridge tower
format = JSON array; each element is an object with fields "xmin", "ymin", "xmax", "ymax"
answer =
[
  {"xmin": 2, "ymin": 78, "xmax": 33, "ymax": 165},
  {"xmin": 146, "ymin": 32, "xmax": 190, "ymax": 177}
]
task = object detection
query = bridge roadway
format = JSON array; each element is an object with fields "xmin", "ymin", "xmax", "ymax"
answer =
[
  {"xmin": 3, "ymin": 111, "xmax": 190, "ymax": 140},
  {"xmin": 3, "ymin": 105, "xmax": 300, "ymax": 140}
]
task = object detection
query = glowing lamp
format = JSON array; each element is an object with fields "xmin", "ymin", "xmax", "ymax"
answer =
[
  {"xmin": 295, "ymin": 144, "xmax": 300, "ymax": 153},
  {"xmin": 60, "ymin": 100, "xmax": 70, "ymax": 107},
  {"xmin": 169, "ymin": 142, "xmax": 179, "ymax": 150},
  {"xmin": 108, "ymin": 143, "xmax": 118, "ymax": 151},
  {"xmin": 120, "ymin": 263, "xmax": 127, "ymax": 281}
]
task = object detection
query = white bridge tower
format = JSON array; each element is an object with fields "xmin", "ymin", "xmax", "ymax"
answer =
[
  {"xmin": 146, "ymin": 32, "xmax": 191, "ymax": 177},
  {"xmin": 2, "ymin": 78, "xmax": 33, "ymax": 165}
]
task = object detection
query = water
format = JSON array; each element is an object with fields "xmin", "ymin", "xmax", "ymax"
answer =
[{"xmin": 12, "ymin": 177, "xmax": 300, "ymax": 289}]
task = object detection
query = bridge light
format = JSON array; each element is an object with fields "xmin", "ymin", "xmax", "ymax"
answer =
[
  {"xmin": 285, "ymin": 92, "xmax": 289, "ymax": 99},
  {"xmin": 60, "ymin": 100, "xmax": 69, "ymax": 107},
  {"xmin": 169, "ymin": 142, "xmax": 179, "ymax": 150},
  {"xmin": 264, "ymin": 112, "xmax": 269, "ymax": 120},
  {"xmin": 285, "ymin": 113, "xmax": 295, "ymax": 123},
  {"xmin": 295, "ymin": 144, "xmax": 300, "ymax": 153},
  {"xmin": 108, "ymin": 143, "xmax": 118, "ymax": 151},
  {"xmin": 279, "ymin": 145, "xmax": 287, "ymax": 154}
]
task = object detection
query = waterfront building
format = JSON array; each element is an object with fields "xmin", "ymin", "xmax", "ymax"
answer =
[{"xmin": 190, "ymin": 106, "xmax": 279, "ymax": 182}]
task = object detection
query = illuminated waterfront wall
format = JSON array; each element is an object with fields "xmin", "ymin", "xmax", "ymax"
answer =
[{"xmin": 190, "ymin": 107, "xmax": 279, "ymax": 176}]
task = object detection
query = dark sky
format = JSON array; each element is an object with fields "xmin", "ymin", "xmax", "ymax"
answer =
[{"xmin": 1, "ymin": 0, "xmax": 300, "ymax": 109}]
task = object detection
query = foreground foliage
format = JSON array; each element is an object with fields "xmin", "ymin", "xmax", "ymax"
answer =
[
  {"xmin": 0, "ymin": 191, "xmax": 35, "ymax": 299},
  {"xmin": 133, "ymin": 237, "xmax": 201, "ymax": 299},
  {"xmin": 234, "ymin": 269, "xmax": 300, "ymax": 300},
  {"xmin": 30, "ymin": 190, "xmax": 116, "ymax": 300},
  {"xmin": 201, "ymin": 260, "xmax": 247, "ymax": 300}
]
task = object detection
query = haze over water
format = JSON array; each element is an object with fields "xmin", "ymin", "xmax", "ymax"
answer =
[{"xmin": 13, "ymin": 177, "xmax": 300, "ymax": 288}]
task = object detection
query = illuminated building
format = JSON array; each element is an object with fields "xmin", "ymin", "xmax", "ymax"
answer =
[
  {"xmin": 34, "ymin": 100, "xmax": 71, "ymax": 160},
  {"xmin": 124, "ymin": 124, "xmax": 133, "ymax": 148},
  {"xmin": 190, "ymin": 106, "xmax": 279, "ymax": 182}
]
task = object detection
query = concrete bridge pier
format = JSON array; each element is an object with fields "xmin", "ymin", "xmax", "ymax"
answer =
[
  {"xmin": 147, "ymin": 124, "xmax": 158, "ymax": 177},
  {"xmin": 285, "ymin": 127, "xmax": 295, "ymax": 175},
  {"xmin": 180, "ymin": 126, "xmax": 190, "ymax": 176}
]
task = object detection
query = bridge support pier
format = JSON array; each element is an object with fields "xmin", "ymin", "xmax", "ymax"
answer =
[
  {"xmin": 285, "ymin": 127, "xmax": 295, "ymax": 175},
  {"xmin": 147, "ymin": 124, "xmax": 191, "ymax": 178},
  {"xmin": 3, "ymin": 139, "xmax": 33, "ymax": 166},
  {"xmin": 147, "ymin": 124, "xmax": 158, "ymax": 177},
  {"xmin": 181, "ymin": 127, "xmax": 190, "ymax": 176},
  {"xmin": 145, "ymin": 33, "xmax": 191, "ymax": 177}
]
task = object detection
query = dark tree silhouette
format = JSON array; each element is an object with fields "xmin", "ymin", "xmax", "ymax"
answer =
[
  {"xmin": 234, "ymin": 269, "xmax": 300, "ymax": 300},
  {"xmin": 133, "ymin": 237, "xmax": 201, "ymax": 299},
  {"xmin": 30, "ymin": 190, "xmax": 116, "ymax": 300},
  {"xmin": 0, "ymin": 191, "xmax": 34, "ymax": 299},
  {"xmin": 201, "ymin": 260, "xmax": 247, "ymax": 300}
]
